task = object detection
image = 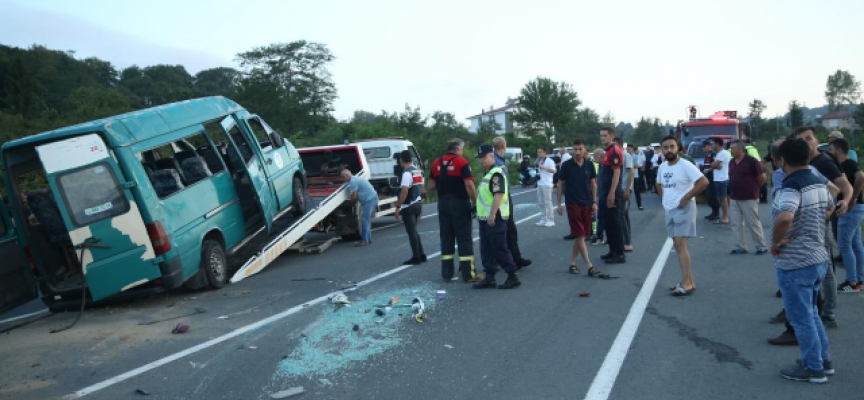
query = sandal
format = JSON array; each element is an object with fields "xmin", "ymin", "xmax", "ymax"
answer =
[
  {"xmin": 669, "ymin": 283, "xmax": 696, "ymax": 292},
  {"xmin": 569, "ymin": 265, "xmax": 580, "ymax": 275},
  {"xmin": 587, "ymin": 266, "xmax": 602, "ymax": 277},
  {"xmin": 670, "ymin": 283, "xmax": 694, "ymax": 296}
]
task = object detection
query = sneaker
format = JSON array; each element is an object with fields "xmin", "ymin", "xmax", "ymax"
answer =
[
  {"xmin": 730, "ymin": 248, "xmax": 748, "ymax": 255},
  {"xmin": 563, "ymin": 234, "xmax": 576, "ymax": 240},
  {"xmin": 402, "ymin": 257, "xmax": 423, "ymax": 265},
  {"xmin": 544, "ymin": 221, "xmax": 556, "ymax": 227},
  {"xmin": 857, "ymin": 281, "xmax": 864, "ymax": 290},
  {"xmin": 472, "ymin": 277, "xmax": 497, "ymax": 289},
  {"xmin": 769, "ymin": 309, "xmax": 787, "ymax": 324},
  {"xmin": 796, "ymin": 359, "xmax": 834, "ymax": 376},
  {"xmin": 535, "ymin": 220, "xmax": 547, "ymax": 226},
  {"xmin": 600, "ymin": 253, "xmax": 615, "ymax": 260},
  {"xmin": 821, "ymin": 315, "xmax": 838, "ymax": 329},
  {"xmin": 604, "ymin": 255, "xmax": 626, "ymax": 264},
  {"xmin": 755, "ymin": 247, "xmax": 769, "ymax": 255},
  {"xmin": 497, "ymin": 273, "xmax": 521, "ymax": 289},
  {"xmin": 767, "ymin": 331, "xmax": 798, "ymax": 345},
  {"xmin": 592, "ymin": 238, "xmax": 606, "ymax": 246},
  {"xmin": 420, "ymin": 254, "xmax": 427, "ymax": 262},
  {"xmin": 516, "ymin": 258, "xmax": 532, "ymax": 269},
  {"xmin": 838, "ymin": 280, "xmax": 860, "ymax": 293},
  {"xmin": 780, "ymin": 364, "xmax": 828, "ymax": 384},
  {"xmin": 705, "ymin": 214, "xmax": 719, "ymax": 221},
  {"xmin": 638, "ymin": 206, "xmax": 644, "ymax": 210}
]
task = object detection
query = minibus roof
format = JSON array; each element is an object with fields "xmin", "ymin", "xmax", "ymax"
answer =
[{"xmin": 1, "ymin": 96, "xmax": 244, "ymax": 151}]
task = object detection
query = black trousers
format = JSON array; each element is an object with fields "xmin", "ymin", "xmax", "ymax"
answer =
[
  {"xmin": 402, "ymin": 202, "xmax": 424, "ymax": 258},
  {"xmin": 633, "ymin": 179, "xmax": 643, "ymax": 208},
  {"xmin": 603, "ymin": 189, "xmax": 625, "ymax": 255},
  {"xmin": 505, "ymin": 196, "xmax": 523, "ymax": 261},
  {"xmin": 704, "ymin": 177, "xmax": 720, "ymax": 214},
  {"xmin": 479, "ymin": 215, "xmax": 517, "ymax": 276},
  {"xmin": 438, "ymin": 196, "xmax": 475, "ymax": 280}
]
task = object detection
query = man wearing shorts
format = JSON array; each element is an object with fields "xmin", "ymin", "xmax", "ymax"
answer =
[
  {"xmin": 656, "ymin": 136, "xmax": 709, "ymax": 296},
  {"xmin": 557, "ymin": 140, "xmax": 601, "ymax": 276},
  {"xmin": 708, "ymin": 137, "xmax": 732, "ymax": 224}
]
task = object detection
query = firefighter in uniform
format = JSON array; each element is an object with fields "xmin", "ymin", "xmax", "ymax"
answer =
[
  {"xmin": 472, "ymin": 144, "xmax": 522, "ymax": 290},
  {"xmin": 428, "ymin": 139, "xmax": 481, "ymax": 282}
]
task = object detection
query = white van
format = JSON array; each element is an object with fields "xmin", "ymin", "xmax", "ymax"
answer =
[
  {"xmin": 504, "ymin": 147, "xmax": 523, "ymax": 162},
  {"xmin": 354, "ymin": 138, "xmax": 424, "ymax": 196}
]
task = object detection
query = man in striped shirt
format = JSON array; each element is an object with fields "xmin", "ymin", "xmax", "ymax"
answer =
[{"xmin": 771, "ymin": 138, "xmax": 834, "ymax": 383}]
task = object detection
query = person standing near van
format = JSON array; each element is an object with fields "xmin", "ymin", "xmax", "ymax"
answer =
[
  {"xmin": 493, "ymin": 136, "xmax": 532, "ymax": 268},
  {"xmin": 342, "ymin": 169, "xmax": 379, "ymax": 247},
  {"xmin": 428, "ymin": 139, "xmax": 481, "ymax": 282},
  {"xmin": 535, "ymin": 147, "xmax": 556, "ymax": 227},
  {"xmin": 709, "ymin": 137, "xmax": 731, "ymax": 224},
  {"xmin": 394, "ymin": 150, "xmax": 427, "ymax": 265}
]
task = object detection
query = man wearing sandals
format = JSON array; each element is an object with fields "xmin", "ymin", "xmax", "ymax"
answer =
[
  {"xmin": 771, "ymin": 138, "xmax": 834, "ymax": 383},
  {"xmin": 656, "ymin": 136, "xmax": 708, "ymax": 296},
  {"xmin": 557, "ymin": 140, "xmax": 600, "ymax": 276}
]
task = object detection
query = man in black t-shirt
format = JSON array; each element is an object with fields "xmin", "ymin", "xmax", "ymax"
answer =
[
  {"xmin": 828, "ymin": 138, "xmax": 864, "ymax": 292},
  {"xmin": 557, "ymin": 140, "xmax": 601, "ymax": 276}
]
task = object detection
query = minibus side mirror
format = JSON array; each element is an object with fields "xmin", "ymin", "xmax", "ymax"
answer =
[{"xmin": 269, "ymin": 133, "xmax": 284, "ymax": 148}]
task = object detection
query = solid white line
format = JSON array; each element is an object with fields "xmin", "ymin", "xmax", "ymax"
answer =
[
  {"xmin": 67, "ymin": 211, "xmax": 543, "ymax": 399},
  {"xmin": 582, "ymin": 237, "xmax": 673, "ymax": 400},
  {"xmin": 0, "ymin": 309, "xmax": 50, "ymax": 325}
]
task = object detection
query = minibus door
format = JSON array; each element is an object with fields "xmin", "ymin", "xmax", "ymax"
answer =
[
  {"xmin": 222, "ymin": 117, "xmax": 275, "ymax": 233},
  {"xmin": 35, "ymin": 134, "xmax": 158, "ymax": 301},
  {"xmin": 0, "ymin": 195, "xmax": 38, "ymax": 314}
]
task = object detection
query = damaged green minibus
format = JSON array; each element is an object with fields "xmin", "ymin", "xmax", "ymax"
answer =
[{"xmin": 0, "ymin": 96, "xmax": 306, "ymax": 312}]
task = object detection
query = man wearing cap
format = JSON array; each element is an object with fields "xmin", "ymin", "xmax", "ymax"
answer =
[
  {"xmin": 828, "ymin": 131, "xmax": 857, "ymax": 163},
  {"xmin": 700, "ymin": 140, "xmax": 721, "ymax": 220},
  {"xmin": 472, "ymin": 144, "xmax": 522, "ymax": 290},
  {"xmin": 428, "ymin": 139, "xmax": 481, "ymax": 283}
]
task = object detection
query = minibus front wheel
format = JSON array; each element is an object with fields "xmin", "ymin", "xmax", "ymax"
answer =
[
  {"xmin": 202, "ymin": 240, "xmax": 227, "ymax": 289},
  {"xmin": 292, "ymin": 177, "xmax": 306, "ymax": 217}
]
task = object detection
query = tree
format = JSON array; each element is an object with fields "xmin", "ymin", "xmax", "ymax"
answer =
[
  {"xmin": 512, "ymin": 76, "xmax": 581, "ymax": 143},
  {"xmin": 788, "ymin": 100, "xmax": 804, "ymax": 128},
  {"xmin": 825, "ymin": 70, "xmax": 861, "ymax": 111},
  {"xmin": 236, "ymin": 41, "xmax": 337, "ymax": 137},
  {"xmin": 61, "ymin": 86, "xmax": 131, "ymax": 121},
  {"xmin": 748, "ymin": 99, "xmax": 767, "ymax": 120},
  {"xmin": 194, "ymin": 67, "xmax": 240, "ymax": 98}
]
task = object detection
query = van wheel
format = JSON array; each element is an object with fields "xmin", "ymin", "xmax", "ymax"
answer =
[
  {"xmin": 202, "ymin": 240, "xmax": 227, "ymax": 289},
  {"xmin": 340, "ymin": 204, "xmax": 363, "ymax": 241},
  {"xmin": 292, "ymin": 177, "xmax": 306, "ymax": 217}
]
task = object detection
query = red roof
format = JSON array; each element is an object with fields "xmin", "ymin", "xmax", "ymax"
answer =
[
  {"xmin": 822, "ymin": 110, "xmax": 852, "ymax": 120},
  {"xmin": 466, "ymin": 104, "xmax": 517, "ymax": 119}
]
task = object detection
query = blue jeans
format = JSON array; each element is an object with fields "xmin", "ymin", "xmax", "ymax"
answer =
[
  {"xmin": 838, "ymin": 204, "xmax": 864, "ymax": 282},
  {"xmin": 361, "ymin": 198, "xmax": 377, "ymax": 243},
  {"xmin": 777, "ymin": 262, "xmax": 830, "ymax": 371}
]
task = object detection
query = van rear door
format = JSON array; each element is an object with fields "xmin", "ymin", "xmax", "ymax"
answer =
[
  {"xmin": 0, "ymin": 195, "xmax": 38, "ymax": 313},
  {"xmin": 35, "ymin": 134, "xmax": 158, "ymax": 301}
]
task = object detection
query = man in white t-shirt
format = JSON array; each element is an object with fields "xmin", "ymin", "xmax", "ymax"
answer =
[
  {"xmin": 559, "ymin": 147, "xmax": 572, "ymax": 164},
  {"xmin": 535, "ymin": 147, "xmax": 557, "ymax": 227},
  {"xmin": 708, "ymin": 137, "xmax": 731, "ymax": 224},
  {"xmin": 656, "ymin": 136, "xmax": 709, "ymax": 296}
]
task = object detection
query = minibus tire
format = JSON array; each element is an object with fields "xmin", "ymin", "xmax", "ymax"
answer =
[
  {"xmin": 292, "ymin": 177, "xmax": 306, "ymax": 216},
  {"xmin": 202, "ymin": 240, "xmax": 227, "ymax": 289}
]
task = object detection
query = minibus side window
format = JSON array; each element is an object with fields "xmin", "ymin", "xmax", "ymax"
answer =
[
  {"xmin": 142, "ymin": 132, "xmax": 223, "ymax": 198},
  {"xmin": 364, "ymin": 146, "xmax": 391, "ymax": 159},
  {"xmin": 57, "ymin": 164, "xmax": 130, "ymax": 227},
  {"xmin": 227, "ymin": 125, "xmax": 256, "ymax": 165}
]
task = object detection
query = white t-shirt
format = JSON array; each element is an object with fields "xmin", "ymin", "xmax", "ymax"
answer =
[
  {"xmin": 658, "ymin": 159, "xmax": 704, "ymax": 211},
  {"xmin": 560, "ymin": 152, "xmax": 572, "ymax": 164},
  {"xmin": 713, "ymin": 149, "xmax": 731, "ymax": 182},
  {"xmin": 632, "ymin": 152, "xmax": 644, "ymax": 177},
  {"xmin": 399, "ymin": 169, "xmax": 423, "ymax": 208},
  {"xmin": 651, "ymin": 154, "xmax": 664, "ymax": 168},
  {"xmin": 537, "ymin": 157, "xmax": 555, "ymax": 186}
]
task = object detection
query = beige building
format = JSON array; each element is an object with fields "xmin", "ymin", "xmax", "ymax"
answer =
[{"xmin": 821, "ymin": 110, "xmax": 853, "ymax": 130}]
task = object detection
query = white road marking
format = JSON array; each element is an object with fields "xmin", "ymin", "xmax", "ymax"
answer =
[
  {"xmin": 374, "ymin": 188, "xmax": 535, "ymax": 229},
  {"xmin": 583, "ymin": 237, "xmax": 674, "ymax": 400},
  {"xmin": 67, "ymin": 212, "xmax": 542, "ymax": 399},
  {"xmin": 0, "ymin": 309, "xmax": 50, "ymax": 325}
]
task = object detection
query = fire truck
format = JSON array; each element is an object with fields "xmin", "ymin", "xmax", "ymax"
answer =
[{"xmin": 676, "ymin": 107, "xmax": 745, "ymax": 147}]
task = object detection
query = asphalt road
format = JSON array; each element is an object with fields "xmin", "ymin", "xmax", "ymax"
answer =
[{"xmin": 1, "ymin": 186, "xmax": 863, "ymax": 400}]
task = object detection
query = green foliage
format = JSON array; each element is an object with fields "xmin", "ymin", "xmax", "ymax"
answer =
[
  {"xmin": 854, "ymin": 103, "xmax": 864, "ymax": 130},
  {"xmin": 825, "ymin": 70, "xmax": 861, "ymax": 110},
  {"xmin": 748, "ymin": 99, "xmax": 766, "ymax": 120},
  {"xmin": 788, "ymin": 101, "xmax": 804, "ymax": 128},
  {"xmin": 512, "ymin": 76, "xmax": 581, "ymax": 142}
]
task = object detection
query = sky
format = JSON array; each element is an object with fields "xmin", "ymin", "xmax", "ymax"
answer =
[{"xmin": 3, "ymin": 0, "xmax": 863, "ymax": 126}]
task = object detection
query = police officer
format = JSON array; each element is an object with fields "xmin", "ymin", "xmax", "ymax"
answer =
[
  {"xmin": 492, "ymin": 136, "xmax": 532, "ymax": 268},
  {"xmin": 472, "ymin": 144, "xmax": 521, "ymax": 289},
  {"xmin": 699, "ymin": 139, "xmax": 720, "ymax": 220},
  {"xmin": 428, "ymin": 139, "xmax": 481, "ymax": 282}
]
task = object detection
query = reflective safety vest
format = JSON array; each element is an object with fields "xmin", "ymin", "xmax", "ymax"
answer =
[
  {"xmin": 745, "ymin": 145, "xmax": 760, "ymax": 160},
  {"xmin": 477, "ymin": 166, "xmax": 510, "ymax": 220}
]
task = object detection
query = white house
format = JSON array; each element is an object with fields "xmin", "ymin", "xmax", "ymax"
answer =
[
  {"xmin": 467, "ymin": 98, "xmax": 517, "ymax": 134},
  {"xmin": 820, "ymin": 110, "xmax": 854, "ymax": 130}
]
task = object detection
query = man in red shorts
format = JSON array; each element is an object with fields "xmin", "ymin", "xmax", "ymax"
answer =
[{"xmin": 557, "ymin": 140, "xmax": 602, "ymax": 276}]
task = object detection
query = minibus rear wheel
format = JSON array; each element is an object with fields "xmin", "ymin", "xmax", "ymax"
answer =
[{"xmin": 202, "ymin": 240, "xmax": 227, "ymax": 289}]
